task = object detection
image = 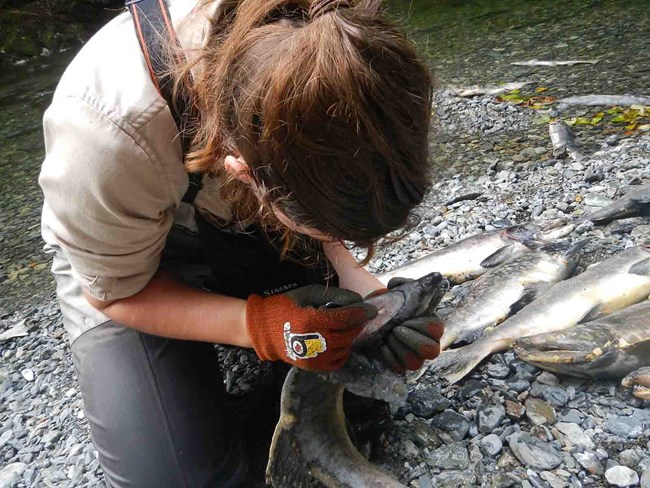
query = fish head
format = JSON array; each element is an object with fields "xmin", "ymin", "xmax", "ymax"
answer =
[
  {"xmin": 355, "ymin": 272, "xmax": 449, "ymax": 345},
  {"xmin": 514, "ymin": 325, "xmax": 614, "ymax": 367},
  {"xmin": 539, "ymin": 239, "xmax": 590, "ymax": 270}
]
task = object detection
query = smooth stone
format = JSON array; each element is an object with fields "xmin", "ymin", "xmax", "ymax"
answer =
[
  {"xmin": 479, "ymin": 404, "xmax": 506, "ymax": 434},
  {"xmin": 507, "ymin": 379, "xmax": 531, "ymax": 393},
  {"xmin": 430, "ymin": 410, "xmax": 470, "ymax": 441},
  {"xmin": 605, "ymin": 466, "xmax": 640, "ymax": 487},
  {"xmin": 0, "ymin": 430, "xmax": 13, "ymax": 449},
  {"xmin": 408, "ymin": 390, "xmax": 451, "ymax": 418},
  {"xmin": 480, "ymin": 434, "xmax": 503, "ymax": 456},
  {"xmin": 536, "ymin": 372, "xmax": 559, "ymax": 386},
  {"xmin": 20, "ymin": 369, "xmax": 34, "ymax": 382},
  {"xmin": 556, "ymin": 422, "xmax": 595, "ymax": 449},
  {"xmin": 0, "ymin": 463, "xmax": 27, "ymax": 488},
  {"xmin": 574, "ymin": 451, "xmax": 604, "ymax": 476},
  {"xmin": 525, "ymin": 398, "xmax": 557, "ymax": 426},
  {"xmin": 508, "ymin": 432, "xmax": 563, "ymax": 470},
  {"xmin": 426, "ymin": 443, "xmax": 470, "ymax": 470},
  {"xmin": 487, "ymin": 362, "xmax": 511, "ymax": 379}
]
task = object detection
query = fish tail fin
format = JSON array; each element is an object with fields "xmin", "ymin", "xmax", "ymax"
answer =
[{"xmin": 429, "ymin": 340, "xmax": 494, "ymax": 385}]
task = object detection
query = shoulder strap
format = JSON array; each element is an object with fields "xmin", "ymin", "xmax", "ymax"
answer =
[{"xmin": 126, "ymin": 0, "xmax": 202, "ymax": 204}]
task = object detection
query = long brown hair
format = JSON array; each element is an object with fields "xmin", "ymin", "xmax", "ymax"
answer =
[{"xmin": 177, "ymin": 0, "xmax": 433, "ymax": 260}]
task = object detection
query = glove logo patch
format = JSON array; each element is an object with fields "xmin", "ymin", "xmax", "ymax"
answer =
[{"xmin": 283, "ymin": 322, "xmax": 327, "ymax": 360}]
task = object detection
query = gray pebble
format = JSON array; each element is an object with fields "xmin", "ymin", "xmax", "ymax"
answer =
[
  {"xmin": 508, "ymin": 432, "xmax": 563, "ymax": 470},
  {"xmin": 480, "ymin": 434, "xmax": 503, "ymax": 456},
  {"xmin": 426, "ymin": 443, "xmax": 470, "ymax": 470},
  {"xmin": 605, "ymin": 466, "xmax": 640, "ymax": 487}
]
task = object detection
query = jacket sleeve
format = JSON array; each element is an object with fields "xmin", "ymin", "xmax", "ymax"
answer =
[{"xmin": 39, "ymin": 95, "xmax": 179, "ymax": 301}]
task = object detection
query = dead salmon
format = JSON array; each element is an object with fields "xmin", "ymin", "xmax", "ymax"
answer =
[
  {"xmin": 585, "ymin": 183, "xmax": 650, "ymax": 225},
  {"xmin": 267, "ymin": 273, "xmax": 448, "ymax": 488},
  {"xmin": 379, "ymin": 221, "xmax": 574, "ymax": 286},
  {"xmin": 429, "ymin": 246, "xmax": 650, "ymax": 385},
  {"xmin": 549, "ymin": 120, "xmax": 582, "ymax": 160},
  {"xmin": 440, "ymin": 240, "xmax": 587, "ymax": 350},
  {"xmin": 514, "ymin": 300, "xmax": 650, "ymax": 380}
]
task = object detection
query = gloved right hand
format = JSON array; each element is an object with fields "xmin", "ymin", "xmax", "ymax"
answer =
[{"xmin": 246, "ymin": 285, "xmax": 377, "ymax": 371}]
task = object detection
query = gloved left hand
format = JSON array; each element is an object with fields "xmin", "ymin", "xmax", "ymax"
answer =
[{"xmin": 366, "ymin": 280, "xmax": 445, "ymax": 373}]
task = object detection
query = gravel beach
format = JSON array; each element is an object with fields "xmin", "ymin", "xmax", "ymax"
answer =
[{"xmin": 1, "ymin": 0, "xmax": 649, "ymax": 486}]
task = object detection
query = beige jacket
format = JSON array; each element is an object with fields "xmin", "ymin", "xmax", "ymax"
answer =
[{"xmin": 39, "ymin": 0, "xmax": 228, "ymax": 343}]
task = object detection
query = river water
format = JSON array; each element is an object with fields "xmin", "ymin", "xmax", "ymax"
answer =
[{"xmin": 1, "ymin": 0, "xmax": 649, "ymax": 316}]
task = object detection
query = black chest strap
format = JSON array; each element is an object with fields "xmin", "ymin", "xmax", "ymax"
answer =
[{"xmin": 126, "ymin": 0, "xmax": 202, "ymax": 204}]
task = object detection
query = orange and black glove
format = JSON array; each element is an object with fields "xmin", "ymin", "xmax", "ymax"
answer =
[
  {"xmin": 368, "ymin": 279, "xmax": 445, "ymax": 374},
  {"xmin": 246, "ymin": 285, "xmax": 377, "ymax": 371}
]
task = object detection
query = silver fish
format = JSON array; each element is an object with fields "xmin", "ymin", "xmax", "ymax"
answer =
[
  {"xmin": 622, "ymin": 367, "xmax": 650, "ymax": 400},
  {"xmin": 379, "ymin": 221, "xmax": 574, "ymax": 287},
  {"xmin": 556, "ymin": 95, "xmax": 650, "ymax": 107},
  {"xmin": 549, "ymin": 120, "xmax": 582, "ymax": 160},
  {"xmin": 429, "ymin": 246, "xmax": 650, "ymax": 385},
  {"xmin": 440, "ymin": 240, "xmax": 587, "ymax": 350},
  {"xmin": 514, "ymin": 300, "xmax": 650, "ymax": 380},
  {"xmin": 267, "ymin": 273, "xmax": 447, "ymax": 488},
  {"xmin": 585, "ymin": 183, "xmax": 650, "ymax": 226},
  {"xmin": 511, "ymin": 59, "xmax": 600, "ymax": 66}
]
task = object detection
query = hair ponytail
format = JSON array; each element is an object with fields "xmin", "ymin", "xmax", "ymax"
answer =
[{"xmin": 180, "ymin": 0, "xmax": 434, "ymax": 257}]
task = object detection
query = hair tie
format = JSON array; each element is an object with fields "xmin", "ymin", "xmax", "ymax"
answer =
[{"xmin": 309, "ymin": 0, "xmax": 351, "ymax": 20}]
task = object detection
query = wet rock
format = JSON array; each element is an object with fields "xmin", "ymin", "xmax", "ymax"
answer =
[
  {"xmin": 480, "ymin": 434, "xmax": 503, "ymax": 456},
  {"xmin": 507, "ymin": 378, "xmax": 532, "ymax": 393},
  {"xmin": 505, "ymin": 400, "xmax": 525, "ymax": 420},
  {"xmin": 508, "ymin": 432, "xmax": 563, "ymax": 470},
  {"xmin": 411, "ymin": 420, "xmax": 442, "ymax": 450},
  {"xmin": 555, "ymin": 422, "xmax": 595, "ymax": 449},
  {"xmin": 605, "ymin": 466, "xmax": 640, "ymax": 487},
  {"xmin": 479, "ymin": 403, "xmax": 506, "ymax": 434},
  {"xmin": 430, "ymin": 410, "xmax": 470, "ymax": 442},
  {"xmin": 426, "ymin": 443, "xmax": 470, "ymax": 470},
  {"xmin": 408, "ymin": 390, "xmax": 451, "ymax": 418},
  {"xmin": 574, "ymin": 451, "xmax": 604, "ymax": 476},
  {"xmin": 526, "ymin": 470, "xmax": 552, "ymax": 488},
  {"xmin": 525, "ymin": 398, "xmax": 557, "ymax": 426}
]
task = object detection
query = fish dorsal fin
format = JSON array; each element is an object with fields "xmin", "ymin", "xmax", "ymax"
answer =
[
  {"xmin": 509, "ymin": 282, "xmax": 551, "ymax": 315},
  {"xmin": 578, "ymin": 302, "xmax": 608, "ymax": 324},
  {"xmin": 629, "ymin": 258, "xmax": 650, "ymax": 277},
  {"xmin": 481, "ymin": 245, "xmax": 516, "ymax": 268}
]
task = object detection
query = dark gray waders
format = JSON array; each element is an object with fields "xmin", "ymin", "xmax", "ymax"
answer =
[{"xmin": 71, "ymin": 1, "xmax": 335, "ymax": 486}]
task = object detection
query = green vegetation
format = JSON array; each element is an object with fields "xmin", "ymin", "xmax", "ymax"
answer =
[{"xmin": 0, "ymin": 0, "xmax": 122, "ymax": 62}]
